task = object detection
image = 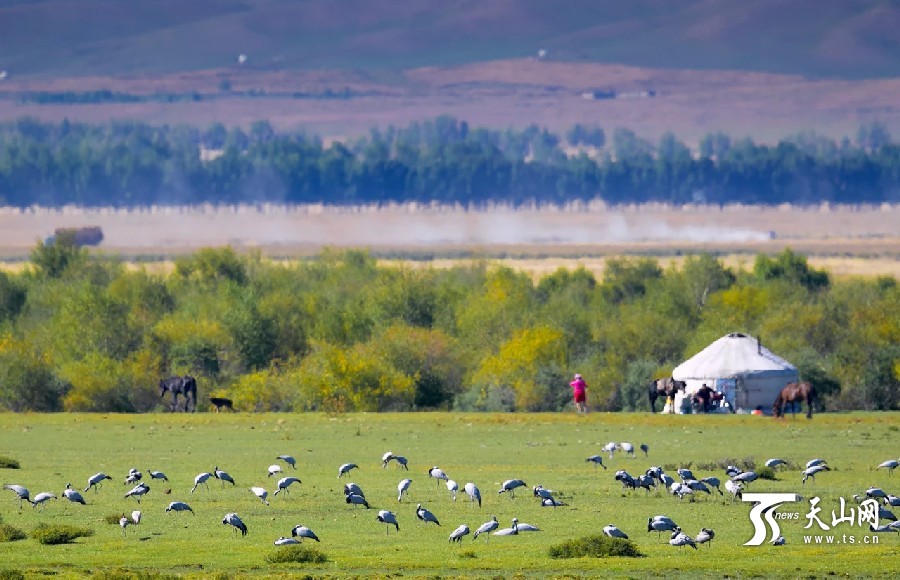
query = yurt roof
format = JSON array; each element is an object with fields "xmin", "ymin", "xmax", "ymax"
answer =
[{"xmin": 672, "ymin": 333, "xmax": 798, "ymax": 380}]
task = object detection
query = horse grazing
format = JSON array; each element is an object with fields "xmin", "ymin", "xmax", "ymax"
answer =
[
  {"xmin": 648, "ymin": 378, "xmax": 687, "ymax": 413},
  {"xmin": 773, "ymin": 381, "xmax": 816, "ymax": 419},
  {"xmin": 159, "ymin": 375, "xmax": 197, "ymax": 412}
]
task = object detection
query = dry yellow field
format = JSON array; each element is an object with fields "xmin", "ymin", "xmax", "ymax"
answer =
[{"xmin": 1, "ymin": 203, "xmax": 899, "ymax": 278}]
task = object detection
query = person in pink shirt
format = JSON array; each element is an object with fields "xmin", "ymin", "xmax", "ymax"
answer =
[{"xmin": 569, "ymin": 373, "xmax": 588, "ymax": 413}]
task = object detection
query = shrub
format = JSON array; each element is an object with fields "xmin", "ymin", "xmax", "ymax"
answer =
[
  {"xmin": 91, "ymin": 568, "xmax": 178, "ymax": 580},
  {"xmin": 757, "ymin": 466, "xmax": 777, "ymax": 480},
  {"xmin": 104, "ymin": 513, "xmax": 124, "ymax": 525},
  {"xmin": 0, "ymin": 524, "xmax": 27, "ymax": 542},
  {"xmin": 0, "ymin": 456, "xmax": 20, "ymax": 469},
  {"xmin": 31, "ymin": 523, "xmax": 94, "ymax": 545},
  {"xmin": 0, "ymin": 570, "xmax": 25, "ymax": 580},
  {"xmin": 549, "ymin": 535, "xmax": 644, "ymax": 559},
  {"xmin": 265, "ymin": 545, "xmax": 327, "ymax": 564}
]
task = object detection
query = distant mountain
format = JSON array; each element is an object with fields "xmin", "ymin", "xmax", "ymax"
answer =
[{"xmin": 2, "ymin": 0, "xmax": 899, "ymax": 80}]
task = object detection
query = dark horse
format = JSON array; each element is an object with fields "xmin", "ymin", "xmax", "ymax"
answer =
[
  {"xmin": 159, "ymin": 375, "xmax": 197, "ymax": 412},
  {"xmin": 648, "ymin": 378, "xmax": 687, "ymax": 413},
  {"xmin": 773, "ymin": 381, "xmax": 816, "ymax": 419}
]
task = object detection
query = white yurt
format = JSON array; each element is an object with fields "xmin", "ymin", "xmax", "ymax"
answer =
[{"xmin": 671, "ymin": 333, "xmax": 799, "ymax": 414}]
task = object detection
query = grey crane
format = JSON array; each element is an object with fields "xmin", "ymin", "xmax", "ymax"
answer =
[
  {"xmin": 464, "ymin": 482, "xmax": 481, "ymax": 507},
  {"xmin": 648, "ymin": 516, "xmax": 679, "ymax": 539},
  {"xmin": 377, "ymin": 510, "xmax": 399, "ymax": 534},
  {"xmin": 4, "ymin": 484, "xmax": 30, "ymax": 508},
  {"xmin": 446, "ymin": 479, "xmax": 459, "ymax": 501},
  {"xmin": 603, "ymin": 524, "xmax": 628, "ymax": 539},
  {"xmin": 119, "ymin": 514, "xmax": 131, "ymax": 537},
  {"xmin": 191, "ymin": 472, "xmax": 212, "ymax": 494},
  {"xmin": 165, "ymin": 501, "xmax": 194, "ymax": 514},
  {"xmin": 291, "ymin": 524, "xmax": 320, "ymax": 542},
  {"xmin": 615, "ymin": 470, "xmax": 637, "ymax": 490},
  {"xmin": 277, "ymin": 455, "xmax": 297, "ymax": 469},
  {"xmin": 602, "ymin": 442, "xmax": 617, "ymax": 459},
  {"xmin": 676, "ymin": 467, "xmax": 695, "ymax": 481},
  {"xmin": 765, "ymin": 458, "xmax": 787, "ymax": 469},
  {"xmin": 124, "ymin": 482, "xmax": 150, "ymax": 503},
  {"xmin": 695, "ymin": 527, "xmax": 715, "ymax": 547},
  {"xmin": 398, "ymin": 478, "xmax": 412, "ymax": 502},
  {"xmin": 273, "ymin": 476, "xmax": 301, "ymax": 496},
  {"xmin": 541, "ymin": 497, "xmax": 568, "ymax": 507},
  {"xmin": 771, "ymin": 535, "xmax": 786, "ymax": 545},
  {"xmin": 670, "ymin": 482, "xmax": 694, "ymax": 502},
  {"xmin": 223, "ymin": 512, "xmax": 248, "ymax": 536},
  {"xmin": 213, "ymin": 466, "xmax": 235, "ymax": 487},
  {"xmin": 884, "ymin": 494, "xmax": 900, "ymax": 507},
  {"xmin": 685, "ymin": 479, "xmax": 712, "ymax": 495},
  {"xmin": 865, "ymin": 487, "xmax": 887, "ymax": 500},
  {"xmin": 700, "ymin": 477, "xmax": 724, "ymax": 495},
  {"xmin": 31, "ymin": 492, "xmax": 56, "ymax": 511},
  {"xmin": 669, "ymin": 528, "xmax": 698, "ymax": 549},
  {"xmin": 532, "ymin": 485, "xmax": 556, "ymax": 501},
  {"xmin": 346, "ymin": 493, "xmax": 370, "ymax": 509},
  {"xmin": 513, "ymin": 518, "xmax": 539, "ymax": 532},
  {"xmin": 382, "ymin": 451, "xmax": 395, "ymax": 468},
  {"xmin": 267, "ymin": 464, "xmax": 283, "ymax": 478},
  {"xmin": 732, "ymin": 471, "xmax": 759, "ymax": 486},
  {"xmin": 416, "ymin": 503, "xmax": 440, "ymax": 526},
  {"xmin": 494, "ymin": 517, "xmax": 539, "ymax": 535},
  {"xmin": 250, "ymin": 486, "xmax": 269, "ymax": 506},
  {"xmin": 338, "ymin": 463, "xmax": 358, "ymax": 478},
  {"xmin": 428, "ymin": 466, "xmax": 449, "ymax": 487},
  {"xmin": 344, "ymin": 482, "xmax": 365, "ymax": 498},
  {"xmin": 724, "ymin": 479, "xmax": 743, "ymax": 501},
  {"xmin": 802, "ymin": 464, "xmax": 830, "ymax": 484},
  {"xmin": 147, "ymin": 469, "xmax": 168, "ymax": 482},
  {"xmin": 473, "ymin": 515, "xmax": 498, "ymax": 541},
  {"xmin": 806, "ymin": 458, "xmax": 827, "ymax": 468},
  {"xmin": 63, "ymin": 483, "xmax": 86, "ymax": 505},
  {"xmin": 877, "ymin": 459, "xmax": 898, "ymax": 475},
  {"xmin": 393, "ymin": 456, "xmax": 409, "ymax": 470},
  {"xmin": 85, "ymin": 472, "xmax": 112, "ymax": 493},
  {"xmin": 725, "ymin": 465, "xmax": 741, "ymax": 478},
  {"xmin": 131, "ymin": 510, "xmax": 142, "ymax": 526},
  {"xmin": 274, "ymin": 536, "xmax": 300, "ymax": 545},
  {"xmin": 637, "ymin": 474, "xmax": 656, "ymax": 493},
  {"xmin": 124, "ymin": 469, "xmax": 143, "ymax": 485},
  {"xmin": 640, "ymin": 443, "xmax": 650, "ymax": 457},
  {"xmin": 619, "ymin": 442, "xmax": 636, "ymax": 458},
  {"xmin": 498, "ymin": 479, "xmax": 527, "ymax": 498},
  {"xmin": 449, "ymin": 524, "xmax": 470, "ymax": 542},
  {"xmin": 585, "ymin": 455, "xmax": 607, "ymax": 469}
]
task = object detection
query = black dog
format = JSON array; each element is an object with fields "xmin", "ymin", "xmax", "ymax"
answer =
[{"xmin": 209, "ymin": 397, "xmax": 235, "ymax": 413}]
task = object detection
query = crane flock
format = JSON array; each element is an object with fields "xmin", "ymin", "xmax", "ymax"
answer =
[{"xmin": 4, "ymin": 442, "xmax": 899, "ymax": 563}]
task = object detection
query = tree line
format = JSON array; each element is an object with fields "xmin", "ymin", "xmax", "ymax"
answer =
[
  {"xmin": 0, "ymin": 240, "xmax": 896, "ymax": 413},
  {"xmin": 0, "ymin": 116, "xmax": 897, "ymax": 207}
]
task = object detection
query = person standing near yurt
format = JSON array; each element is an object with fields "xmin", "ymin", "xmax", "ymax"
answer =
[{"xmin": 569, "ymin": 373, "xmax": 588, "ymax": 413}]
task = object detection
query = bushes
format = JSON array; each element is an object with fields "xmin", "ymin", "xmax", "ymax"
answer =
[
  {"xmin": 30, "ymin": 523, "xmax": 94, "ymax": 545},
  {"xmin": 265, "ymin": 545, "xmax": 327, "ymax": 564},
  {"xmin": 0, "ymin": 455, "xmax": 20, "ymax": 469},
  {"xmin": 549, "ymin": 534, "xmax": 644, "ymax": 558},
  {"xmin": 0, "ymin": 524, "xmax": 27, "ymax": 542}
]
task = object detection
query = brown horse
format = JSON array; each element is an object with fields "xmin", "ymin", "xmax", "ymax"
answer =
[{"xmin": 773, "ymin": 381, "xmax": 816, "ymax": 419}]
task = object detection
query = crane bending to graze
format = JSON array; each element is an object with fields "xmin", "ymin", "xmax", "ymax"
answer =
[
  {"xmin": 159, "ymin": 375, "xmax": 197, "ymax": 412},
  {"xmin": 773, "ymin": 381, "xmax": 816, "ymax": 419}
]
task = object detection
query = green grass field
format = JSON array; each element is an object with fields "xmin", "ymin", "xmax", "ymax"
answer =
[{"xmin": 1, "ymin": 412, "xmax": 898, "ymax": 578}]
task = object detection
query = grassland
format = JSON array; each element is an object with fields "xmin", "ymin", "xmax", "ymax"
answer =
[{"xmin": 0, "ymin": 412, "xmax": 898, "ymax": 578}]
